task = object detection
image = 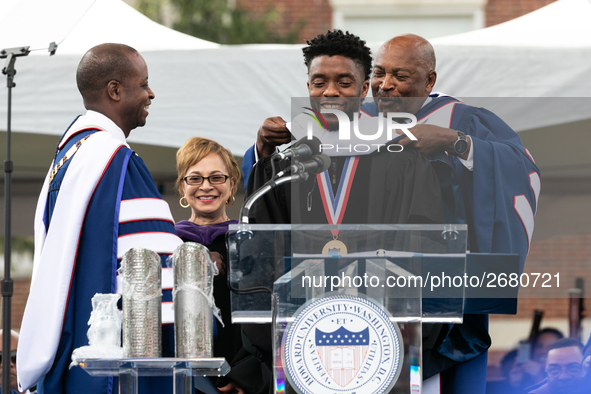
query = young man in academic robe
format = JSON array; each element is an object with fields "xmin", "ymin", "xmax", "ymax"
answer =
[{"xmin": 242, "ymin": 30, "xmax": 445, "ymax": 394}]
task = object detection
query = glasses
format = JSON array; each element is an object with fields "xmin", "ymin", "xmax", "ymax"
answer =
[
  {"xmin": 546, "ymin": 363, "xmax": 582, "ymax": 378},
  {"xmin": 183, "ymin": 174, "xmax": 229, "ymax": 186},
  {"xmin": 0, "ymin": 349, "xmax": 16, "ymax": 364}
]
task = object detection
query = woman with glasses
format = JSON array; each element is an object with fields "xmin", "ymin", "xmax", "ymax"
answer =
[{"xmin": 174, "ymin": 137, "xmax": 245, "ymax": 393}]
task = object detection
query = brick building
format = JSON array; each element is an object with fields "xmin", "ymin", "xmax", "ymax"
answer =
[
  {"xmin": 235, "ymin": 0, "xmax": 559, "ymax": 42},
  {"xmin": 124, "ymin": 0, "xmax": 560, "ymax": 42},
  {"xmin": 485, "ymin": 0, "xmax": 558, "ymax": 26}
]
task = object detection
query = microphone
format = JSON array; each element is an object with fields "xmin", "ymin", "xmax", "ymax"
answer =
[
  {"xmin": 275, "ymin": 136, "xmax": 322, "ymax": 160},
  {"xmin": 288, "ymin": 154, "xmax": 331, "ymax": 175},
  {"xmin": 240, "ymin": 154, "xmax": 330, "ymax": 224},
  {"xmin": 240, "ymin": 172, "xmax": 311, "ymax": 224}
]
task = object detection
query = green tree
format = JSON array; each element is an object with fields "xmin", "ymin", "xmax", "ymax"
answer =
[
  {"xmin": 135, "ymin": 0, "xmax": 169, "ymax": 26},
  {"xmin": 170, "ymin": 0, "xmax": 303, "ymax": 44}
]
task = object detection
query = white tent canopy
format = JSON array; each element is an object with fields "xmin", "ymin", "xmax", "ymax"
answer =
[
  {"xmin": 0, "ymin": 0, "xmax": 218, "ymax": 52},
  {"xmin": 432, "ymin": 0, "xmax": 591, "ymax": 48},
  {"xmin": 430, "ymin": 0, "xmax": 591, "ymax": 178},
  {"xmin": 430, "ymin": 0, "xmax": 591, "ymax": 131},
  {"xmin": 1, "ymin": 0, "xmax": 591, "ymax": 178},
  {"xmin": 0, "ymin": 0, "xmax": 307, "ymax": 157}
]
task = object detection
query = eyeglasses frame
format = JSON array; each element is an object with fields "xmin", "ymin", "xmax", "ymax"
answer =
[
  {"xmin": 183, "ymin": 174, "xmax": 230, "ymax": 186},
  {"xmin": 546, "ymin": 362, "xmax": 583, "ymax": 378}
]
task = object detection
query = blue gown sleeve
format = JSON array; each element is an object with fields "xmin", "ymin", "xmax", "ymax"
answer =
[
  {"xmin": 452, "ymin": 106, "xmax": 540, "ymax": 273},
  {"xmin": 242, "ymin": 144, "xmax": 256, "ymax": 190},
  {"xmin": 40, "ymin": 149, "xmax": 179, "ymax": 394},
  {"xmin": 41, "ymin": 146, "xmax": 129, "ymax": 394}
]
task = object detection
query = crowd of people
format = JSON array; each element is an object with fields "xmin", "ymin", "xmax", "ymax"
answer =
[
  {"xmin": 491, "ymin": 329, "xmax": 591, "ymax": 394},
  {"xmin": 13, "ymin": 27, "xmax": 541, "ymax": 394}
]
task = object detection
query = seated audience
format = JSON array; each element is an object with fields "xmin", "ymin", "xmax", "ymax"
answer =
[
  {"xmin": 533, "ymin": 328, "xmax": 564, "ymax": 365},
  {"xmin": 528, "ymin": 338, "xmax": 585, "ymax": 394},
  {"xmin": 0, "ymin": 330, "xmax": 32, "ymax": 394},
  {"xmin": 493, "ymin": 348, "xmax": 532, "ymax": 394},
  {"xmin": 523, "ymin": 328, "xmax": 564, "ymax": 385}
]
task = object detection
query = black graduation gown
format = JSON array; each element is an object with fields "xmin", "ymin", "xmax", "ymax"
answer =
[
  {"xmin": 246, "ymin": 147, "xmax": 444, "ymax": 226},
  {"xmin": 240, "ymin": 148, "xmax": 456, "ymax": 392}
]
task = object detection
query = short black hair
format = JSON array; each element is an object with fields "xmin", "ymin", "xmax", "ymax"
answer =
[
  {"xmin": 302, "ymin": 30, "xmax": 372, "ymax": 81},
  {"xmin": 548, "ymin": 338, "xmax": 583, "ymax": 353},
  {"xmin": 536, "ymin": 328, "xmax": 564, "ymax": 340},
  {"xmin": 76, "ymin": 43, "xmax": 138, "ymax": 103}
]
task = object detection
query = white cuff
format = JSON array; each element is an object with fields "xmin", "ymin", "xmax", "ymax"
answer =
[
  {"xmin": 254, "ymin": 122, "xmax": 292, "ymax": 165},
  {"xmin": 458, "ymin": 135, "xmax": 474, "ymax": 171},
  {"xmin": 253, "ymin": 143, "xmax": 280, "ymax": 165}
]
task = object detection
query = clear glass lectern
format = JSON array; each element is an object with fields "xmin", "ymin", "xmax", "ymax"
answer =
[
  {"xmin": 228, "ymin": 224, "xmax": 467, "ymax": 394},
  {"xmin": 77, "ymin": 358, "xmax": 230, "ymax": 394}
]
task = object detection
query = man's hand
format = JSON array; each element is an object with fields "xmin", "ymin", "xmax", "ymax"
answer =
[
  {"xmin": 209, "ymin": 251, "xmax": 226, "ymax": 277},
  {"xmin": 396, "ymin": 124, "xmax": 471, "ymax": 159},
  {"xmin": 256, "ymin": 116, "xmax": 292, "ymax": 158},
  {"xmin": 218, "ymin": 381, "xmax": 245, "ymax": 394}
]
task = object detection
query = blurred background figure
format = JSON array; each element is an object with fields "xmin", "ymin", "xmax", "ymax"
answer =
[
  {"xmin": 581, "ymin": 334, "xmax": 591, "ymax": 387},
  {"xmin": 583, "ymin": 333, "xmax": 591, "ymax": 375},
  {"xmin": 532, "ymin": 328, "xmax": 564, "ymax": 366},
  {"xmin": 584, "ymin": 346, "xmax": 591, "ymax": 375},
  {"xmin": 493, "ymin": 349, "xmax": 532, "ymax": 394},
  {"xmin": 0, "ymin": 330, "xmax": 30, "ymax": 394},
  {"xmin": 488, "ymin": 327, "xmax": 565, "ymax": 394},
  {"xmin": 528, "ymin": 338, "xmax": 585, "ymax": 394},
  {"xmin": 490, "ymin": 347, "xmax": 536, "ymax": 394},
  {"xmin": 519, "ymin": 327, "xmax": 565, "ymax": 386}
]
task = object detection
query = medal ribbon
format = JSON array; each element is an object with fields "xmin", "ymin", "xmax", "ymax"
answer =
[{"xmin": 316, "ymin": 156, "xmax": 359, "ymax": 236}]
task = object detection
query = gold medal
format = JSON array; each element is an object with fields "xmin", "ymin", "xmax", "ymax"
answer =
[
  {"xmin": 316, "ymin": 157, "xmax": 358, "ymax": 256},
  {"xmin": 322, "ymin": 238, "xmax": 347, "ymax": 255}
]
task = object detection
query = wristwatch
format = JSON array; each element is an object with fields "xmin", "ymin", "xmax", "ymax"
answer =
[{"xmin": 453, "ymin": 131, "xmax": 469, "ymax": 156}]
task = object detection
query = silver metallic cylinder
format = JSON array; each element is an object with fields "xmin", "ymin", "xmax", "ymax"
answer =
[
  {"xmin": 121, "ymin": 248, "xmax": 162, "ymax": 358},
  {"xmin": 173, "ymin": 242, "xmax": 215, "ymax": 358}
]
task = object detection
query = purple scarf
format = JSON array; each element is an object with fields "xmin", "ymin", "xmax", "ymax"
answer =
[{"xmin": 174, "ymin": 219, "xmax": 238, "ymax": 246}]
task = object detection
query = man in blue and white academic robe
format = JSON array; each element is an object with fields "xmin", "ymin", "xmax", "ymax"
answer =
[
  {"xmin": 366, "ymin": 34, "xmax": 540, "ymax": 394},
  {"xmin": 17, "ymin": 44, "xmax": 182, "ymax": 394}
]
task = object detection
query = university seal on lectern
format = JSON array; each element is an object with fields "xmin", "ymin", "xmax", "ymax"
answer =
[{"xmin": 283, "ymin": 295, "xmax": 403, "ymax": 394}]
